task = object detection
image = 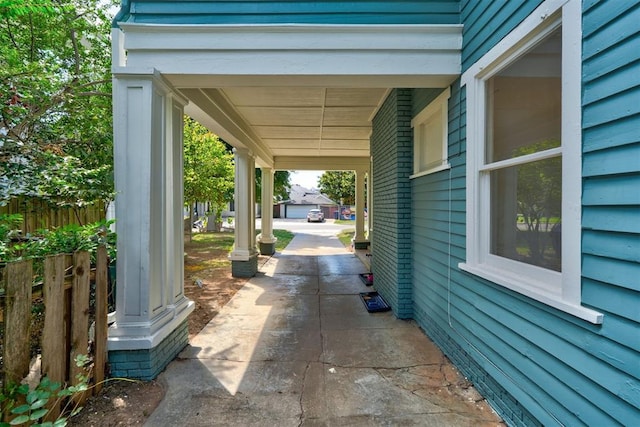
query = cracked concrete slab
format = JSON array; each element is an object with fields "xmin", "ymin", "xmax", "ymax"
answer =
[
  {"xmin": 319, "ymin": 274, "xmax": 369, "ymax": 295},
  {"xmin": 145, "ymin": 232, "xmax": 504, "ymax": 427},
  {"xmin": 321, "ymin": 328, "xmax": 445, "ymax": 368}
]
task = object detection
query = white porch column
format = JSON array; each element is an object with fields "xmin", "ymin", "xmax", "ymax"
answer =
[
  {"xmin": 257, "ymin": 168, "xmax": 277, "ymax": 255},
  {"xmin": 367, "ymin": 169, "xmax": 373, "ymax": 238},
  {"xmin": 109, "ymin": 70, "xmax": 194, "ymax": 354},
  {"xmin": 250, "ymin": 163, "xmax": 257, "ymax": 253},
  {"xmin": 353, "ymin": 167, "xmax": 369, "ymax": 249},
  {"xmin": 230, "ymin": 148, "xmax": 259, "ymax": 277}
]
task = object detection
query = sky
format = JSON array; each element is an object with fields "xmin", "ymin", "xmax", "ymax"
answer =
[{"xmin": 290, "ymin": 170, "xmax": 322, "ymax": 189}]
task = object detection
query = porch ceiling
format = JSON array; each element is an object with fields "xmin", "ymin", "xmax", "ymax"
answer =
[{"xmin": 178, "ymin": 85, "xmax": 389, "ymax": 169}]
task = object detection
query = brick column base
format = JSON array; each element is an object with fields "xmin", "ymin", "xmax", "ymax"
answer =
[
  {"xmin": 108, "ymin": 319, "xmax": 189, "ymax": 380},
  {"xmin": 231, "ymin": 253, "xmax": 259, "ymax": 277},
  {"xmin": 259, "ymin": 241, "xmax": 276, "ymax": 256}
]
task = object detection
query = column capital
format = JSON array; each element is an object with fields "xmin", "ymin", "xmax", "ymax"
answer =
[{"xmin": 233, "ymin": 147, "xmax": 254, "ymax": 158}]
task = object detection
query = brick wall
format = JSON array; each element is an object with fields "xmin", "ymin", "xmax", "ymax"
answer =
[
  {"xmin": 109, "ymin": 319, "xmax": 189, "ymax": 380},
  {"xmin": 370, "ymin": 89, "xmax": 413, "ymax": 319}
]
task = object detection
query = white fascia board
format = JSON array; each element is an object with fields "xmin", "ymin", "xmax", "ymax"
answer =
[
  {"xmin": 165, "ymin": 74, "xmax": 458, "ymax": 89},
  {"xmin": 118, "ymin": 24, "xmax": 462, "ymax": 80},
  {"xmin": 127, "ymin": 51, "xmax": 460, "ymax": 79},
  {"xmin": 120, "ymin": 23, "xmax": 463, "ymax": 51}
]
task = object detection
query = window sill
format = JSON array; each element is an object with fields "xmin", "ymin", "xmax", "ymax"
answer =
[
  {"xmin": 410, "ymin": 162, "xmax": 451, "ymax": 180},
  {"xmin": 458, "ymin": 262, "xmax": 604, "ymax": 324}
]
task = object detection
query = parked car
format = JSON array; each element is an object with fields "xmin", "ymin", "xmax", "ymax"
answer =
[{"xmin": 307, "ymin": 209, "xmax": 325, "ymax": 222}]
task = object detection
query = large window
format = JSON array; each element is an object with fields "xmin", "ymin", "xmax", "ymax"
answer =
[
  {"xmin": 487, "ymin": 29, "xmax": 562, "ymax": 273},
  {"xmin": 459, "ymin": 0, "xmax": 602, "ymax": 323}
]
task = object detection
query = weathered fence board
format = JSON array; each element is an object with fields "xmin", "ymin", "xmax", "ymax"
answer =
[
  {"xmin": 70, "ymin": 251, "xmax": 90, "ymax": 405},
  {"xmin": 94, "ymin": 246, "xmax": 109, "ymax": 394},
  {"xmin": 2, "ymin": 247, "xmax": 109, "ymax": 420},
  {"xmin": 0, "ymin": 198, "xmax": 105, "ymax": 234},
  {"xmin": 42, "ymin": 254, "xmax": 68, "ymax": 420},
  {"xmin": 2, "ymin": 260, "xmax": 32, "ymax": 386}
]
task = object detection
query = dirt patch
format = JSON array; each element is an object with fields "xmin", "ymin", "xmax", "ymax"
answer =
[
  {"xmin": 68, "ymin": 232, "xmax": 256, "ymax": 426},
  {"xmin": 67, "ymin": 379, "xmax": 164, "ymax": 426}
]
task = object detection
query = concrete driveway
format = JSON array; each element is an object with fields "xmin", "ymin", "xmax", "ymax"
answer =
[
  {"xmin": 258, "ymin": 218, "xmax": 356, "ymax": 236},
  {"xmin": 145, "ymin": 228, "xmax": 503, "ymax": 426}
]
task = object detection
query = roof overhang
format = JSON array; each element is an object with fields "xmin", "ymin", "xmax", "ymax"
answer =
[{"xmin": 112, "ymin": 24, "xmax": 462, "ymax": 169}]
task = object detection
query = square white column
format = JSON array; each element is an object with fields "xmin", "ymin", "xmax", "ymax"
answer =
[
  {"xmin": 109, "ymin": 70, "xmax": 193, "ymax": 350},
  {"xmin": 230, "ymin": 148, "xmax": 259, "ymax": 277},
  {"xmin": 258, "ymin": 168, "xmax": 277, "ymax": 255},
  {"xmin": 353, "ymin": 167, "xmax": 369, "ymax": 249}
]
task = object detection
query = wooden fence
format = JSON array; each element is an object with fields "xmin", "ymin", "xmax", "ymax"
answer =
[
  {"xmin": 0, "ymin": 198, "xmax": 106, "ymax": 234},
  {"xmin": 1, "ymin": 246, "xmax": 109, "ymax": 421}
]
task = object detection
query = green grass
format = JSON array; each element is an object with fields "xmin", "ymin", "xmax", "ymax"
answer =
[
  {"xmin": 337, "ymin": 228, "xmax": 355, "ymax": 248},
  {"xmin": 190, "ymin": 232, "xmax": 235, "ymax": 252},
  {"xmin": 334, "ymin": 219, "xmax": 354, "ymax": 225},
  {"xmin": 272, "ymin": 229, "xmax": 295, "ymax": 251},
  {"xmin": 185, "ymin": 228, "xmax": 295, "ymax": 274},
  {"xmin": 190, "ymin": 229, "xmax": 294, "ymax": 253}
]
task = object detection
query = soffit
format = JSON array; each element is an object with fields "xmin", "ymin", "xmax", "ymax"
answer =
[{"xmin": 182, "ymin": 86, "xmax": 389, "ymax": 164}]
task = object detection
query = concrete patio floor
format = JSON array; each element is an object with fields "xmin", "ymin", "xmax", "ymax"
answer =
[{"xmin": 145, "ymin": 231, "xmax": 504, "ymax": 426}]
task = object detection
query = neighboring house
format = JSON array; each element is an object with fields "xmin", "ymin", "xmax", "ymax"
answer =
[
  {"xmin": 276, "ymin": 184, "xmax": 337, "ymax": 219},
  {"xmin": 110, "ymin": 1, "xmax": 639, "ymax": 425}
]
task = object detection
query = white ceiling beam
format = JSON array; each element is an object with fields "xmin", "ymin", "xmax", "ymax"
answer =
[
  {"xmin": 181, "ymin": 88, "xmax": 274, "ymax": 168},
  {"xmin": 275, "ymin": 156, "xmax": 370, "ymax": 171}
]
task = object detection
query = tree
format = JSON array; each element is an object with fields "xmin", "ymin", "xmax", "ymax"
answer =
[
  {"xmin": 183, "ymin": 117, "xmax": 235, "ymax": 231},
  {"xmin": 515, "ymin": 139, "xmax": 562, "ymax": 267},
  {"xmin": 318, "ymin": 171, "xmax": 355, "ymax": 205},
  {"xmin": 0, "ymin": 0, "xmax": 115, "ymax": 213},
  {"xmin": 0, "ymin": 0, "xmax": 61, "ymax": 17}
]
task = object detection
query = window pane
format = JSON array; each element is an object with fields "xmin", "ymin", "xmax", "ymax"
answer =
[
  {"xmin": 486, "ymin": 28, "xmax": 562, "ymax": 163},
  {"xmin": 421, "ymin": 114, "xmax": 443, "ymax": 170},
  {"xmin": 490, "ymin": 157, "xmax": 562, "ymax": 272}
]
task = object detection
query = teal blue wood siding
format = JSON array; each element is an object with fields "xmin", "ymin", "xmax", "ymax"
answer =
[
  {"xmin": 370, "ymin": 89, "xmax": 413, "ymax": 319},
  {"xmin": 582, "ymin": 0, "xmax": 640, "ymax": 344},
  {"xmin": 460, "ymin": 0, "xmax": 543, "ymax": 72},
  {"xmin": 411, "ymin": 88, "xmax": 444, "ymax": 117},
  {"xmin": 410, "ymin": 1, "xmax": 640, "ymax": 425},
  {"xmin": 117, "ymin": 1, "xmax": 460, "ymax": 25}
]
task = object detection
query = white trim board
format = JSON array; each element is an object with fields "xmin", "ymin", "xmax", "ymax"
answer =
[{"xmin": 117, "ymin": 24, "xmax": 462, "ymax": 84}]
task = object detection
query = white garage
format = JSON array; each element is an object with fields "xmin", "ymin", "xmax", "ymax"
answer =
[{"xmin": 285, "ymin": 204, "xmax": 316, "ymax": 219}]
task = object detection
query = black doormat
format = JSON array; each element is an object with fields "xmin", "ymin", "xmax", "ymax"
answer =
[
  {"xmin": 359, "ymin": 292, "xmax": 391, "ymax": 312},
  {"xmin": 359, "ymin": 273, "xmax": 373, "ymax": 286}
]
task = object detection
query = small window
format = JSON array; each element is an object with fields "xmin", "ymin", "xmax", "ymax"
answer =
[{"xmin": 411, "ymin": 88, "xmax": 450, "ymax": 178}]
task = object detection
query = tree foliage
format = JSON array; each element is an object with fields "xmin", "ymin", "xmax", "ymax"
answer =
[
  {"xmin": 0, "ymin": 0, "xmax": 63, "ymax": 18},
  {"xmin": 183, "ymin": 117, "xmax": 235, "ymax": 221},
  {"xmin": 318, "ymin": 171, "xmax": 355, "ymax": 205},
  {"xmin": 515, "ymin": 140, "xmax": 562, "ymax": 229},
  {"xmin": 0, "ymin": 0, "xmax": 114, "ymax": 210},
  {"xmin": 514, "ymin": 139, "xmax": 562, "ymax": 266}
]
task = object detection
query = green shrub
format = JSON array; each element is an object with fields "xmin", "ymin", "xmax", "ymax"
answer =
[
  {"xmin": 0, "ymin": 356, "xmax": 90, "ymax": 426},
  {"xmin": 0, "ymin": 218, "xmax": 116, "ymax": 264}
]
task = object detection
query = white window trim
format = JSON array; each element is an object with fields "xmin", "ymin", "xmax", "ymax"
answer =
[
  {"xmin": 459, "ymin": 0, "xmax": 603, "ymax": 324},
  {"xmin": 410, "ymin": 87, "xmax": 451, "ymax": 178}
]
